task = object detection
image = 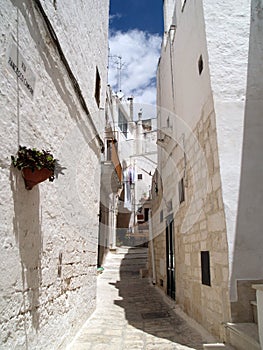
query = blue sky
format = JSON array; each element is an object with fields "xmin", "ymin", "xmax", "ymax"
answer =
[
  {"xmin": 108, "ymin": 1, "xmax": 163, "ymax": 108},
  {"xmin": 109, "ymin": 0, "xmax": 163, "ymax": 35}
]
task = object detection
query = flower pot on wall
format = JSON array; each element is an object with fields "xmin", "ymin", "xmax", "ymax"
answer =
[
  {"xmin": 22, "ymin": 167, "xmax": 53, "ymax": 190},
  {"xmin": 11, "ymin": 146, "xmax": 57, "ymax": 190}
]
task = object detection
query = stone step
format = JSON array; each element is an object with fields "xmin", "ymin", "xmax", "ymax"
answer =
[
  {"xmin": 250, "ymin": 300, "xmax": 258, "ymax": 324},
  {"xmin": 102, "ymin": 247, "xmax": 148, "ymax": 274},
  {"xmin": 121, "ymin": 258, "xmax": 147, "ymax": 265},
  {"xmin": 225, "ymin": 322, "xmax": 260, "ymax": 350},
  {"xmin": 124, "ymin": 252, "xmax": 148, "ymax": 258},
  {"xmin": 118, "ymin": 246, "xmax": 148, "ymax": 253},
  {"xmin": 203, "ymin": 343, "xmax": 235, "ymax": 350}
]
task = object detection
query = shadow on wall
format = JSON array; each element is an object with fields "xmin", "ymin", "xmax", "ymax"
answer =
[
  {"xmin": 10, "ymin": 167, "xmax": 42, "ymax": 332},
  {"xmin": 10, "ymin": 0, "xmax": 101, "ymax": 158}
]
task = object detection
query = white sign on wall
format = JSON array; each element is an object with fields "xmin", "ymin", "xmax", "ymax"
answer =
[{"xmin": 7, "ymin": 42, "xmax": 36, "ymax": 100}]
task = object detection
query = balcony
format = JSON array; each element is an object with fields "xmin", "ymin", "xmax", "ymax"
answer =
[{"xmin": 101, "ymin": 139, "xmax": 122, "ymax": 194}]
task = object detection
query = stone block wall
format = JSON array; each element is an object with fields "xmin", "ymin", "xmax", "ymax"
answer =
[
  {"xmin": 0, "ymin": 1, "xmax": 109, "ymax": 349},
  {"xmin": 151, "ymin": 103, "xmax": 231, "ymax": 339},
  {"xmin": 153, "ymin": 0, "xmax": 240, "ymax": 339},
  {"xmin": 173, "ymin": 108, "xmax": 231, "ymax": 338}
]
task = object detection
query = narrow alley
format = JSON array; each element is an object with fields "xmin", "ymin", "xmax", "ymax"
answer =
[
  {"xmin": 68, "ymin": 247, "xmax": 214, "ymax": 350},
  {"xmin": 1, "ymin": 1, "xmax": 263, "ymax": 349}
]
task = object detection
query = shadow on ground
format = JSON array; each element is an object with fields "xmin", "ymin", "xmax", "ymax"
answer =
[{"xmin": 112, "ymin": 247, "xmax": 205, "ymax": 350}]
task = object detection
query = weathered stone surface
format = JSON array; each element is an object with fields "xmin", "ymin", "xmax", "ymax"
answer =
[
  {"xmin": 0, "ymin": 1, "xmax": 109, "ymax": 348},
  {"xmin": 68, "ymin": 248, "xmax": 213, "ymax": 350}
]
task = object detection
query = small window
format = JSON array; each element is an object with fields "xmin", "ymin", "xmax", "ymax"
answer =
[
  {"xmin": 95, "ymin": 67, "xmax": 101, "ymax": 107},
  {"xmin": 144, "ymin": 208, "xmax": 149, "ymax": 222},
  {"xmin": 137, "ymin": 214, "xmax": 144, "ymax": 222},
  {"xmin": 198, "ymin": 55, "xmax": 204, "ymax": 75},
  {"xmin": 167, "ymin": 200, "xmax": 173, "ymax": 212},
  {"xmin": 201, "ymin": 251, "xmax": 211, "ymax": 286},
  {"xmin": 160, "ymin": 209, "xmax": 163, "ymax": 222},
  {"xmin": 178, "ymin": 178, "xmax": 185, "ymax": 204},
  {"xmin": 154, "ymin": 181, "xmax": 158, "ymax": 194},
  {"xmin": 118, "ymin": 109, "xmax": 128, "ymax": 138},
  {"xmin": 138, "ymin": 174, "xmax": 143, "ymax": 180},
  {"xmin": 106, "ymin": 139, "xmax": 112, "ymax": 161}
]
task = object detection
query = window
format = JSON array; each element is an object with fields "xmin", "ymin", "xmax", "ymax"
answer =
[
  {"xmin": 118, "ymin": 109, "xmax": 128, "ymax": 138},
  {"xmin": 138, "ymin": 174, "xmax": 143, "ymax": 180},
  {"xmin": 201, "ymin": 251, "xmax": 211, "ymax": 286},
  {"xmin": 144, "ymin": 208, "xmax": 149, "ymax": 222},
  {"xmin": 160, "ymin": 209, "xmax": 163, "ymax": 222},
  {"xmin": 95, "ymin": 67, "xmax": 101, "ymax": 107},
  {"xmin": 106, "ymin": 140, "xmax": 112, "ymax": 161},
  {"xmin": 154, "ymin": 181, "xmax": 158, "ymax": 194},
  {"xmin": 198, "ymin": 55, "xmax": 204, "ymax": 75},
  {"xmin": 137, "ymin": 214, "xmax": 144, "ymax": 222},
  {"xmin": 178, "ymin": 178, "xmax": 185, "ymax": 204},
  {"xmin": 167, "ymin": 116, "xmax": 170, "ymax": 128}
]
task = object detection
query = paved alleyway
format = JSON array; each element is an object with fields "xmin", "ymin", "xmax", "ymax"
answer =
[{"xmin": 67, "ymin": 247, "xmax": 214, "ymax": 350}]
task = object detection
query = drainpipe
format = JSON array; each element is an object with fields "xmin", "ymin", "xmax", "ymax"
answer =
[{"xmin": 149, "ymin": 209, "xmax": 156, "ymax": 285}]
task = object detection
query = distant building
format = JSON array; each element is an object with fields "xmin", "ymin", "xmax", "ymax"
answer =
[
  {"xmin": 99, "ymin": 87, "xmax": 157, "ymax": 252},
  {"xmin": 0, "ymin": 1, "xmax": 109, "ymax": 348},
  {"xmin": 150, "ymin": 0, "xmax": 263, "ymax": 347}
]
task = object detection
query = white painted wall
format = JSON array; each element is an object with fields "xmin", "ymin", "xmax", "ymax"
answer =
[
  {"xmin": 163, "ymin": 0, "xmax": 176, "ymax": 33},
  {"xmin": 231, "ymin": 0, "xmax": 263, "ymax": 299},
  {"xmin": 156, "ymin": 0, "xmax": 257, "ymax": 335},
  {"xmin": 0, "ymin": 1, "xmax": 109, "ymax": 348},
  {"xmin": 160, "ymin": 0, "xmax": 262, "ymax": 310},
  {"xmin": 157, "ymin": 0, "xmax": 213, "ymax": 225},
  {"xmin": 39, "ymin": 0, "xmax": 109, "ymax": 135},
  {"xmin": 253, "ymin": 285, "xmax": 263, "ymax": 348},
  {"xmin": 202, "ymin": 0, "xmax": 251, "ymax": 301}
]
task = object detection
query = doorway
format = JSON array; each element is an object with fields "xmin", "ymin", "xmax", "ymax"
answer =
[{"xmin": 166, "ymin": 217, "xmax": 175, "ymax": 299}]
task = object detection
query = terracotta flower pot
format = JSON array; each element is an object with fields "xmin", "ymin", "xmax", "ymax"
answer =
[{"xmin": 22, "ymin": 167, "xmax": 53, "ymax": 190}]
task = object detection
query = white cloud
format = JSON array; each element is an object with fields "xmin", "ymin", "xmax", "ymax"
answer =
[
  {"xmin": 108, "ymin": 30, "xmax": 162, "ymax": 110},
  {"xmin": 109, "ymin": 13, "xmax": 122, "ymax": 21}
]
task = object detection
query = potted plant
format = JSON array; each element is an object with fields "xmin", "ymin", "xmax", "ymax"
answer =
[{"xmin": 11, "ymin": 145, "xmax": 57, "ymax": 190}]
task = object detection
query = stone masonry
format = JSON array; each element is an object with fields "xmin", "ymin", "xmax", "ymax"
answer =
[
  {"xmin": 68, "ymin": 247, "xmax": 215, "ymax": 350},
  {"xmin": 150, "ymin": 106, "xmax": 231, "ymax": 339},
  {"xmin": 0, "ymin": 1, "xmax": 109, "ymax": 348}
]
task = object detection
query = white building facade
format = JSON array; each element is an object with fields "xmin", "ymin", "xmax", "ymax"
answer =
[
  {"xmin": 151, "ymin": 0, "xmax": 263, "ymax": 344},
  {"xmin": 0, "ymin": 1, "xmax": 109, "ymax": 348},
  {"xmin": 101, "ymin": 88, "xmax": 157, "ymax": 248}
]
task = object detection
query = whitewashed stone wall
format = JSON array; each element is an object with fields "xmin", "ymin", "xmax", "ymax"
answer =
[
  {"xmin": 153, "ymin": 0, "xmax": 263, "ymax": 336},
  {"xmin": 153, "ymin": 0, "xmax": 233, "ymax": 339},
  {"xmin": 202, "ymin": 0, "xmax": 251, "ymax": 303},
  {"xmin": 230, "ymin": 0, "xmax": 263, "ymax": 320},
  {"xmin": 39, "ymin": 0, "xmax": 109, "ymax": 135},
  {"xmin": 0, "ymin": 1, "xmax": 109, "ymax": 349}
]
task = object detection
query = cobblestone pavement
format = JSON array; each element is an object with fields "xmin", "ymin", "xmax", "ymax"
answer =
[{"xmin": 67, "ymin": 247, "xmax": 214, "ymax": 350}]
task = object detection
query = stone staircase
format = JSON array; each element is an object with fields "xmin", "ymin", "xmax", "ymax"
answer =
[
  {"xmin": 105, "ymin": 246, "xmax": 148, "ymax": 275},
  {"xmin": 225, "ymin": 284, "xmax": 262, "ymax": 350},
  {"xmin": 225, "ymin": 322, "xmax": 260, "ymax": 350}
]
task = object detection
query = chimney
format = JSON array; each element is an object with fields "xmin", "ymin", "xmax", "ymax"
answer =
[
  {"xmin": 127, "ymin": 96, "xmax": 134, "ymax": 121},
  {"xmin": 136, "ymin": 111, "xmax": 143, "ymax": 155}
]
